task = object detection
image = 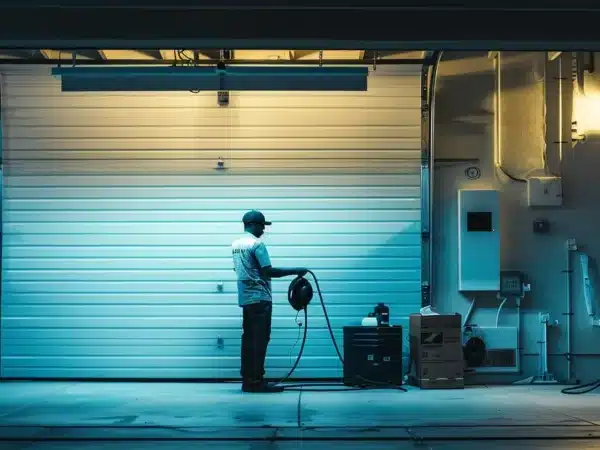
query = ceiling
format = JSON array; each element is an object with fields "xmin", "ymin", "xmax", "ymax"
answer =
[{"xmin": 0, "ymin": 49, "xmax": 428, "ymax": 64}]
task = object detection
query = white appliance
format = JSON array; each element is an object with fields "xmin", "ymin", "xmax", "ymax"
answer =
[{"xmin": 458, "ymin": 189, "xmax": 500, "ymax": 292}]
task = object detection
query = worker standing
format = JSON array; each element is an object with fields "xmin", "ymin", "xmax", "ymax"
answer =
[{"xmin": 232, "ymin": 210, "xmax": 308, "ymax": 393}]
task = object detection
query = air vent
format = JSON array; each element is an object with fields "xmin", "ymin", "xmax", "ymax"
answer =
[{"xmin": 484, "ymin": 349, "xmax": 516, "ymax": 368}]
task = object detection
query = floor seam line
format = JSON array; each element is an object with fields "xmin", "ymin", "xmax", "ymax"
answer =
[{"xmin": 297, "ymin": 388, "xmax": 303, "ymax": 428}]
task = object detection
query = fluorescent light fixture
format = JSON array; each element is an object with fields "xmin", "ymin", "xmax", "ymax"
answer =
[{"xmin": 51, "ymin": 66, "xmax": 369, "ymax": 92}]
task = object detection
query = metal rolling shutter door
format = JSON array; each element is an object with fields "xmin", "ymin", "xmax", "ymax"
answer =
[{"xmin": 0, "ymin": 65, "xmax": 423, "ymax": 378}]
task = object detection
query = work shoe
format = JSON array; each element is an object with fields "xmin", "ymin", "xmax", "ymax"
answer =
[{"xmin": 242, "ymin": 381, "xmax": 284, "ymax": 393}]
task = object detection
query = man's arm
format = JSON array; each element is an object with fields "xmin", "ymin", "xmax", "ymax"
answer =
[
  {"xmin": 254, "ymin": 242, "xmax": 307, "ymax": 279},
  {"xmin": 261, "ymin": 266, "xmax": 307, "ymax": 279}
]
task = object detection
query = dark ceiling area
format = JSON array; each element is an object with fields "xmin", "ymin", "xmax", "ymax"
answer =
[
  {"xmin": 4, "ymin": 0, "xmax": 600, "ymax": 8},
  {"xmin": 1, "ymin": 2, "xmax": 600, "ymax": 50}
]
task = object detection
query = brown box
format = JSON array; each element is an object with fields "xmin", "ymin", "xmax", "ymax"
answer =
[
  {"xmin": 417, "ymin": 330, "xmax": 463, "ymax": 362},
  {"xmin": 414, "ymin": 361, "xmax": 465, "ymax": 389},
  {"xmin": 409, "ymin": 313, "xmax": 465, "ymax": 389},
  {"xmin": 409, "ymin": 313, "xmax": 463, "ymax": 362},
  {"xmin": 410, "ymin": 313, "xmax": 462, "ymax": 331}
]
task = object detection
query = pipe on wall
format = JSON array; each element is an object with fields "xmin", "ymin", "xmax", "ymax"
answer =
[
  {"xmin": 427, "ymin": 51, "xmax": 442, "ymax": 307},
  {"xmin": 565, "ymin": 240, "xmax": 576, "ymax": 383},
  {"xmin": 0, "ymin": 74, "xmax": 3, "ymax": 374}
]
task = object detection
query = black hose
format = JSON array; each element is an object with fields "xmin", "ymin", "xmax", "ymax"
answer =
[
  {"xmin": 272, "ymin": 307, "xmax": 308, "ymax": 386},
  {"xmin": 561, "ymin": 379, "xmax": 600, "ymax": 395},
  {"xmin": 273, "ymin": 270, "xmax": 406, "ymax": 392}
]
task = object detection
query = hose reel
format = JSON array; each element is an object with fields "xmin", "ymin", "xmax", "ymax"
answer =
[{"xmin": 288, "ymin": 276, "xmax": 314, "ymax": 311}]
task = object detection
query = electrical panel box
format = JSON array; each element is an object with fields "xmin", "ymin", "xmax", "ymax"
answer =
[
  {"xmin": 458, "ymin": 189, "xmax": 500, "ymax": 292},
  {"xmin": 527, "ymin": 176, "xmax": 563, "ymax": 207},
  {"xmin": 499, "ymin": 271, "xmax": 525, "ymax": 297}
]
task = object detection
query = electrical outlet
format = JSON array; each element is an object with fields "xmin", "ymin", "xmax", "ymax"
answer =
[
  {"xmin": 566, "ymin": 239, "xmax": 578, "ymax": 251},
  {"xmin": 539, "ymin": 312, "xmax": 550, "ymax": 324}
]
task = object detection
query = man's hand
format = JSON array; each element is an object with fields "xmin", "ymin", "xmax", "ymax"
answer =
[{"xmin": 296, "ymin": 268, "xmax": 309, "ymax": 277}]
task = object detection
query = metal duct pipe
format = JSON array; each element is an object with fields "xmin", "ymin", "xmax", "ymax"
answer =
[{"xmin": 428, "ymin": 50, "xmax": 443, "ymax": 308}]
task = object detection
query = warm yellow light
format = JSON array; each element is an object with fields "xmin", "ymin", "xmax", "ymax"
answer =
[{"xmin": 574, "ymin": 93, "xmax": 600, "ymax": 135}]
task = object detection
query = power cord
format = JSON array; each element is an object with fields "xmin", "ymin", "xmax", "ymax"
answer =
[
  {"xmin": 272, "ymin": 270, "xmax": 406, "ymax": 392},
  {"xmin": 288, "ymin": 311, "xmax": 303, "ymax": 367},
  {"xmin": 175, "ymin": 49, "xmax": 201, "ymax": 94},
  {"xmin": 561, "ymin": 379, "xmax": 600, "ymax": 395}
]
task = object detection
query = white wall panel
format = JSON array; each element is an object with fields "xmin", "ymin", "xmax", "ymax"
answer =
[{"xmin": 1, "ymin": 65, "xmax": 423, "ymax": 379}]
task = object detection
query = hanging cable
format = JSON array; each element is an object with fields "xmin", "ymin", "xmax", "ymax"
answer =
[{"xmin": 176, "ymin": 49, "xmax": 201, "ymax": 93}]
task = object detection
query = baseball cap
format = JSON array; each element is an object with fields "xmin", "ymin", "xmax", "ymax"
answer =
[{"xmin": 242, "ymin": 210, "xmax": 272, "ymax": 226}]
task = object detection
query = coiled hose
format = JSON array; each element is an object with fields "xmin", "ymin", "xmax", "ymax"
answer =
[{"xmin": 272, "ymin": 270, "xmax": 406, "ymax": 392}]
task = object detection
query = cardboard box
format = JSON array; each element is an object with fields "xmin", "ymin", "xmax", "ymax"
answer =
[
  {"xmin": 413, "ymin": 361, "xmax": 465, "ymax": 389},
  {"xmin": 409, "ymin": 313, "xmax": 465, "ymax": 389}
]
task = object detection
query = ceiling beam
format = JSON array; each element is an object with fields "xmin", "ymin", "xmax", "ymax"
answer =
[
  {"xmin": 37, "ymin": 49, "xmax": 97, "ymax": 60},
  {"xmin": 548, "ymin": 51, "xmax": 562, "ymax": 61},
  {"xmin": 292, "ymin": 50, "xmax": 318, "ymax": 60},
  {"xmin": 98, "ymin": 50, "xmax": 161, "ymax": 60},
  {"xmin": 292, "ymin": 50, "xmax": 364, "ymax": 60},
  {"xmin": 0, "ymin": 50, "xmax": 39, "ymax": 59},
  {"xmin": 233, "ymin": 50, "xmax": 291, "ymax": 60},
  {"xmin": 377, "ymin": 50, "xmax": 426, "ymax": 59},
  {"xmin": 160, "ymin": 49, "xmax": 217, "ymax": 61},
  {"xmin": 40, "ymin": 49, "xmax": 61, "ymax": 59}
]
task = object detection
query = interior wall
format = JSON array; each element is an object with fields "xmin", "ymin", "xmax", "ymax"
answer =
[{"xmin": 433, "ymin": 51, "xmax": 600, "ymax": 384}]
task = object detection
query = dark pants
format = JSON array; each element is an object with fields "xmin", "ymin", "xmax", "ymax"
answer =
[{"xmin": 240, "ymin": 300, "xmax": 272, "ymax": 384}]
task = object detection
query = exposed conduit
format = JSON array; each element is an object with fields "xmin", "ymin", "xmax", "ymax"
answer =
[{"xmin": 428, "ymin": 51, "xmax": 443, "ymax": 307}]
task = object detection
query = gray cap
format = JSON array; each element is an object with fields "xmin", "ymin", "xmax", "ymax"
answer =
[{"xmin": 242, "ymin": 210, "xmax": 272, "ymax": 226}]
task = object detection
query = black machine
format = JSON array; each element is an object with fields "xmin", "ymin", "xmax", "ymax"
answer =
[
  {"xmin": 343, "ymin": 326, "xmax": 404, "ymax": 387},
  {"xmin": 274, "ymin": 272, "xmax": 405, "ymax": 392},
  {"xmin": 374, "ymin": 303, "xmax": 390, "ymax": 326}
]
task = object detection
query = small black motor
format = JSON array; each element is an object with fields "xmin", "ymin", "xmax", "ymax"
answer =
[{"xmin": 374, "ymin": 303, "xmax": 390, "ymax": 326}]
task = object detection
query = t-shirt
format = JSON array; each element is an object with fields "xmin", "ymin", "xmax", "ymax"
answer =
[{"xmin": 231, "ymin": 232, "xmax": 272, "ymax": 306}]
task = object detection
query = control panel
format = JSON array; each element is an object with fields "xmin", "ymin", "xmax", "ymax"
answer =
[{"xmin": 499, "ymin": 271, "xmax": 525, "ymax": 297}]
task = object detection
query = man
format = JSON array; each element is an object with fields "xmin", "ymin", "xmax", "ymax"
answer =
[{"xmin": 232, "ymin": 210, "xmax": 308, "ymax": 393}]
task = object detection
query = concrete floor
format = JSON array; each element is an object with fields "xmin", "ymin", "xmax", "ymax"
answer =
[{"xmin": 0, "ymin": 381, "xmax": 599, "ymax": 449}]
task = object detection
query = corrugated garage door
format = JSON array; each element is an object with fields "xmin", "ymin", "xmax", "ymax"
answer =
[{"xmin": 0, "ymin": 65, "xmax": 423, "ymax": 379}]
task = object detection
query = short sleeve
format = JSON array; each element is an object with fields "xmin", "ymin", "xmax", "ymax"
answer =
[{"xmin": 254, "ymin": 242, "xmax": 272, "ymax": 268}]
